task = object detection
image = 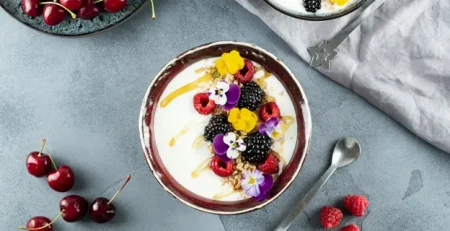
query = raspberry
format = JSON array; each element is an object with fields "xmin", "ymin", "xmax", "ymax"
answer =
[
  {"xmin": 234, "ymin": 59, "xmax": 255, "ymax": 84},
  {"xmin": 340, "ymin": 224, "xmax": 360, "ymax": 231},
  {"xmin": 242, "ymin": 132, "xmax": 272, "ymax": 164},
  {"xmin": 259, "ymin": 102, "xmax": 281, "ymax": 122},
  {"xmin": 204, "ymin": 115, "xmax": 232, "ymax": 141},
  {"xmin": 210, "ymin": 156, "xmax": 233, "ymax": 177},
  {"xmin": 320, "ymin": 206, "xmax": 343, "ymax": 229},
  {"xmin": 238, "ymin": 82, "xmax": 263, "ymax": 111},
  {"xmin": 344, "ymin": 195, "xmax": 369, "ymax": 217},
  {"xmin": 304, "ymin": 0, "xmax": 321, "ymax": 13},
  {"xmin": 193, "ymin": 93, "xmax": 216, "ymax": 115},
  {"xmin": 257, "ymin": 153, "xmax": 280, "ymax": 174}
]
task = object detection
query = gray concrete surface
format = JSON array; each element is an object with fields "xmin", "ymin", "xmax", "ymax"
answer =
[{"xmin": 1, "ymin": 0, "xmax": 449, "ymax": 230}]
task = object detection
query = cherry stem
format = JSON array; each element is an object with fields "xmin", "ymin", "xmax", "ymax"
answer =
[
  {"xmin": 107, "ymin": 175, "xmax": 131, "ymax": 205},
  {"xmin": 42, "ymin": 141, "xmax": 58, "ymax": 170},
  {"xmin": 37, "ymin": 139, "xmax": 46, "ymax": 157},
  {"xmin": 93, "ymin": 0, "xmax": 103, "ymax": 4},
  {"xmin": 19, "ymin": 210, "xmax": 64, "ymax": 230},
  {"xmin": 39, "ymin": 2, "xmax": 77, "ymax": 19},
  {"xmin": 150, "ymin": 0, "xmax": 156, "ymax": 19}
]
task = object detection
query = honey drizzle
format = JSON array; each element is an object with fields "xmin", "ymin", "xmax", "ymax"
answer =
[
  {"xmin": 160, "ymin": 73, "xmax": 211, "ymax": 108},
  {"xmin": 191, "ymin": 158, "xmax": 211, "ymax": 178},
  {"xmin": 192, "ymin": 135, "xmax": 205, "ymax": 149},
  {"xmin": 212, "ymin": 189, "xmax": 242, "ymax": 200},
  {"xmin": 169, "ymin": 125, "xmax": 191, "ymax": 147}
]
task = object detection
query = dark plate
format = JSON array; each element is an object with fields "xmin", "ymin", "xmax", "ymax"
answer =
[
  {"xmin": 139, "ymin": 41, "xmax": 312, "ymax": 214},
  {"xmin": 265, "ymin": 0, "xmax": 367, "ymax": 21},
  {"xmin": 0, "ymin": 0, "xmax": 145, "ymax": 36}
]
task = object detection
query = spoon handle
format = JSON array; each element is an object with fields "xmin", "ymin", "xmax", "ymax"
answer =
[{"xmin": 274, "ymin": 166, "xmax": 337, "ymax": 231}]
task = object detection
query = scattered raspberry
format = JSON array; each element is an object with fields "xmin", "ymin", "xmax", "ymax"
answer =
[
  {"xmin": 340, "ymin": 224, "xmax": 360, "ymax": 231},
  {"xmin": 344, "ymin": 195, "xmax": 369, "ymax": 217},
  {"xmin": 234, "ymin": 59, "xmax": 255, "ymax": 84},
  {"xmin": 259, "ymin": 102, "xmax": 281, "ymax": 122},
  {"xmin": 210, "ymin": 156, "xmax": 233, "ymax": 177},
  {"xmin": 320, "ymin": 206, "xmax": 343, "ymax": 229},
  {"xmin": 193, "ymin": 93, "xmax": 216, "ymax": 115},
  {"xmin": 257, "ymin": 153, "xmax": 280, "ymax": 174}
]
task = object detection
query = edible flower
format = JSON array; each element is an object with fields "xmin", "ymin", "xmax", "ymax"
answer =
[
  {"xmin": 228, "ymin": 108, "xmax": 258, "ymax": 133},
  {"xmin": 241, "ymin": 170, "xmax": 274, "ymax": 201},
  {"xmin": 213, "ymin": 132, "xmax": 246, "ymax": 159},
  {"xmin": 215, "ymin": 50, "xmax": 245, "ymax": 75},
  {"xmin": 259, "ymin": 117, "xmax": 283, "ymax": 140},
  {"xmin": 208, "ymin": 81, "xmax": 241, "ymax": 110},
  {"xmin": 332, "ymin": 0, "xmax": 349, "ymax": 6}
]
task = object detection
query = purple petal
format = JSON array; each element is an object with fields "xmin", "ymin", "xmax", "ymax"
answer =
[
  {"xmin": 216, "ymin": 153, "xmax": 232, "ymax": 162},
  {"xmin": 212, "ymin": 134, "xmax": 228, "ymax": 155},
  {"xmin": 254, "ymin": 174, "xmax": 274, "ymax": 201},
  {"xmin": 266, "ymin": 117, "xmax": 280, "ymax": 128},
  {"xmin": 223, "ymin": 101, "xmax": 238, "ymax": 111},
  {"xmin": 254, "ymin": 190, "xmax": 269, "ymax": 201},
  {"xmin": 225, "ymin": 84, "xmax": 241, "ymax": 104},
  {"xmin": 245, "ymin": 184, "xmax": 261, "ymax": 198},
  {"xmin": 258, "ymin": 123, "xmax": 269, "ymax": 135}
]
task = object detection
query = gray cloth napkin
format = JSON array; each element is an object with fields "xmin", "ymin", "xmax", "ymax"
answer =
[{"xmin": 236, "ymin": 0, "xmax": 450, "ymax": 153}]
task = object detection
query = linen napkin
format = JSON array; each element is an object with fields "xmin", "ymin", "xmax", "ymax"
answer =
[{"xmin": 236, "ymin": 0, "xmax": 450, "ymax": 153}]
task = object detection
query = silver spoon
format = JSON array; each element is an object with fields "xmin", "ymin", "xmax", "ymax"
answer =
[{"xmin": 274, "ymin": 137, "xmax": 361, "ymax": 231}]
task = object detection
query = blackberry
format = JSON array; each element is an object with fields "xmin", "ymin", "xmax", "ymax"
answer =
[
  {"xmin": 204, "ymin": 115, "xmax": 233, "ymax": 141},
  {"xmin": 304, "ymin": 0, "xmax": 321, "ymax": 13},
  {"xmin": 237, "ymin": 82, "xmax": 263, "ymax": 111},
  {"xmin": 242, "ymin": 132, "xmax": 272, "ymax": 164}
]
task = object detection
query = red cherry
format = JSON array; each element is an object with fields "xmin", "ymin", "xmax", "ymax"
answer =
[
  {"xmin": 60, "ymin": 195, "xmax": 88, "ymax": 222},
  {"xmin": 21, "ymin": 0, "xmax": 41, "ymax": 17},
  {"xmin": 103, "ymin": 0, "xmax": 126, "ymax": 13},
  {"xmin": 47, "ymin": 165, "xmax": 75, "ymax": 192},
  {"xmin": 43, "ymin": 4, "xmax": 66, "ymax": 26},
  {"xmin": 26, "ymin": 152, "xmax": 52, "ymax": 177},
  {"xmin": 24, "ymin": 216, "xmax": 52, "ymax": 231},
  {"xmin": 78, "ymin": 0, "xmax": 101, "ymax": 19},
  {"xmin": 60, "ymin": 0, "xmax": 83, "ymax": 11}
]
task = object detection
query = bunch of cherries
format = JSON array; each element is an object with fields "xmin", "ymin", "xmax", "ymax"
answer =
[
  {"xmin": 21, "ymin": 139, "xmax": 131, "ymax": 231},
  {"xmin": 20, "ymin": 0, "xmax": 127, "ymax": 26}
]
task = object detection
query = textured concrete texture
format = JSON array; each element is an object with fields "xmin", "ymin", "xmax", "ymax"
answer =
[{"xmin": 1, "ymin": 0, "xmax": 449, "ymax": 230}]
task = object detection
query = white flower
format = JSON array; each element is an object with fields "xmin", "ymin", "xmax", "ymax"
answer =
[
  {"xmin": 223, "ymin": 132, "xmax": 246, "ymax": 159},
  {"xmin": 208, "ymin": 81, "xmax": 230, "ymax": 105},
  {"xmin": 241, "ymin": 170, "xmax": 264, "ymax": 197}
]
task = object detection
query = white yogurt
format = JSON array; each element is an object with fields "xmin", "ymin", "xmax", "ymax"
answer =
[
  {"xmin": 270, "ymin": 0, "xmax": 361, "ymax": 15},
  {"xmin": 153, "ymin": 58, "xmax": 298, "ymax": 201}
]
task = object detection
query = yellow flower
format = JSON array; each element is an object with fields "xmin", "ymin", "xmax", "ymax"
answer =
[
  {"xmin": 333, "ymin": 0, "xmax": 349, "ymax": 6},
  {"xmin": 228, "ymin": 108, "xmax": 258, "ymax": 132},
  {"xmin": 215, "ymin": 50, "xmax": 245, "ymax": 75}
]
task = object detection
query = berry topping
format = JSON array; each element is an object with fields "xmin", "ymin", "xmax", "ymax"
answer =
[
  {"xmin": 237, "ymin": 82, "xmax": 263, "ymax": 111},
  {"xmin": 204, "ymin": 115, "xmax": 233, "ymax": 141},
  {"xmin": 344, "ymin": 194, "xmax": 369, "ymax": 217},
  {"xmin": 257, "ymin": 153, "xmax": 280, "ymax": 174},
  {"xmin": 320, "ymin": 206, "xmax": 343, "ymax": 229},
  {"xmin": 242, "ymin": 132, "xmax": 272, "ymax": 164},
  {"xmin": 340, "ymin": 224, "xmax": 360, "ymax": 231},
  {"xmin": 234, "ymin": 59, "xmax": 255, "ymax": 84},
  {"xmin": 210, "ymin": 156, "xmax": 233, "ymax": 177},
  {"xmin": 193, "ymin": 93, "xmax": 216, "ymax": 115},
  {"xmin": 259, "ymin": 102, "xmax": 281, "ymax": 122},
  {"xmin": 304, "ymin": 0, "xmax": 321, "ymax": 13}
]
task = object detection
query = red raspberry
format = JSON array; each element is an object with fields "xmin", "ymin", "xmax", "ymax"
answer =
[
  {"xmin": 193, "ymin": 93, "xmax": 216, "ymax": 115},
  {"xmin": 257, "ymin": 153, "xmax": 280, "ymax": 174},
  {"xmin": 210, "ymin": 156, "xmax": 233, "ymax": 177},
  {"xmin": 259, "ymin": 102, "xmax": 281, "ymax": 122},
  {"xmin": 320, "ymin": 206, "xmax": 343, "ymax": 229},
  {"xmin": 234, "ymin": 59, "xmax": 255, "ymax": 83},
  {"xmin": 344, "ymin": 195, "xmax": 369, "ymax": 217},
  {"xmin": 340, "ymin": 224, "xmax": 360, "ymax": 231}
]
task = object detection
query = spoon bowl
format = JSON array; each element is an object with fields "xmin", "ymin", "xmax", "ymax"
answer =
[{"xmin": 331, "ymin": 137, "xmax": 361, "ymax": 168}]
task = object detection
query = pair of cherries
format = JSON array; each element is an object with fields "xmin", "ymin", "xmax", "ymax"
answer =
[
  {"xmin": 20, "ymin": 0, "xmax": 127, "ymax": 26},
  {"xmin": 22, "ymin": 139, "xmax": 131, "ymax": 230}
]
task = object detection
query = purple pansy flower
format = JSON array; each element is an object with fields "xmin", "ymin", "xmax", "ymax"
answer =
[
  {"xmin": 259, "ymin": 117, "xmax": 283, "ymax": 140},
  {"xmin": 208, "ymin": 81, "xmax": 240, "ymax": 110},
  {"xmin": 213, "ymin": 132, "xmax": 246, "ymax": 159},
  {"xmin": 241, "ymin": 170, "xmax": 274, "ymax": 201}
]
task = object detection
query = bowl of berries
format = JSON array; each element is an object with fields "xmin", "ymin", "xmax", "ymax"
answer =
[
  {"xmin": 139, "ymin": 41, "xmax": 312, "ymax": 214},
  {"xmin": 0, "ymin": 0, "xmax": 155, "ymax": 36},
  {"xmin": 265, "ymin": 0, "xmax": 366, "ymax": 20}
]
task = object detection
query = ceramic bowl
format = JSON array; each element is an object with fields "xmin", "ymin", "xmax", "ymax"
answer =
[
  {"xmin": 265, "ymin": 0, "xmax": 367, "ymax": 21},
  {"xmin": 139, "ymin": 41, "xmax": 312, "ymax": 214}
]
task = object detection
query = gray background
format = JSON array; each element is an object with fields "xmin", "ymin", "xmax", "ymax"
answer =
[{"xmin": 1, "ymin": 0, "xmax": 449, "ymax": 230}]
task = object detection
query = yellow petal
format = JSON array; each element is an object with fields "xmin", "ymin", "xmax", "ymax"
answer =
[
  {"xmin": 215, "ymin": 59, "xmax": 228, "ymax": 75},
  {"xmin": 233, "ymin": 119, "xmax": 247, "ymax": 131},
  {"xmin": 228, "ymin": 108, "xmax": 240, "ymax": 123},
  {"xmin": 227, "ymin": 62, "xmax": 240, "ymax": 74},
  {"xmin": 244, "ymin": 118, "xmax": 257, "ymax": 132},
  {"xmin": 240, "ymin": 108, "xmax": 252, "ymax": 121},
  {"xmin": 222, "ymin": 53, "xmax": 233, "ymax": 63},
  {"xmin": 250, "ymin": 111, "xmax": 258, "ymax": 122},
  {"xmin": 335, "ymin": 0, "xmax": 348, "ymax": 6}
]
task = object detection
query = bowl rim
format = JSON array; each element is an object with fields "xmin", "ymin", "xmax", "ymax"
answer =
[
  {"xmin": 138, "ymin": 41, "xmax": 312, "ymax": 215},
  {"xmin": 264, "ymin": 0, "xmax": 367, "ymax": 21}
]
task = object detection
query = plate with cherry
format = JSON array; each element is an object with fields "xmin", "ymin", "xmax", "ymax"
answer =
[{"xmin": 0, "ymin": 0, "xmax": 155, "ymax": 36}]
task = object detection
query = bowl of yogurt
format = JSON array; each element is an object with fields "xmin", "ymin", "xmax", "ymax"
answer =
[
  {"xmin": 139, "ymin": 41, "xmax": 312, "ymax": 214},
  {"xmin": 265, "ymin": 0, "xmax": 366, "ymax": 20}
]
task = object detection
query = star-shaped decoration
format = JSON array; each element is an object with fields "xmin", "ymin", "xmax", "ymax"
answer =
[{"xmin": 307, "ymin": 40, "xmax": 337, "ymax": 70}]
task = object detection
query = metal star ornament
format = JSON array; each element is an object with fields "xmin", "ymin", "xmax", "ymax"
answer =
[{"xmin": 307, "ymin": 40, "xmax": 337, "ymax": 70}]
